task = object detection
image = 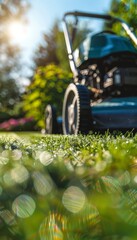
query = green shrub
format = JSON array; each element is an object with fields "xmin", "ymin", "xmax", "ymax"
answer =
[
  {"xmin": 0, "ymin": 111, "xmax": 11, "ymax": 123},
  {"xmin": 23, "ymin": 64, "xmax": 72, "ymax": 129}
]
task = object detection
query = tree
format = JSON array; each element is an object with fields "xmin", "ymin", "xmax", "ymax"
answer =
[
  {"xmin": 23, "ymin": 64, "xmax": 72, "ymax": 129},
  {"xmin": 33, "ymin": 22, "xmax": 60, "ymax": 68},
  {"xmin": 0, "ymin": 0, "xmax": 29, "ymax": 111},
  {"xmin": 33, "ymin": 21, "xmax": 70, "ymax": 71},
  {"xmin": 33, "ymin": 20, "xmax": 90, "ymax": 72},
  {"xmin": 108, "ymin": 0, "xmax": 137, "ymax": 35}
]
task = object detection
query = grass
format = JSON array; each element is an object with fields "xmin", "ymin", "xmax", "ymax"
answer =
[{"xmin": 0, "ymin": 132, "xmax": 137, "ymax": 239}]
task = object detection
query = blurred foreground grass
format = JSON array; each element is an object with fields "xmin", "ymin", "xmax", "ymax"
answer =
[{"xmin": 1, "ymin": 132, "xmax": 137, "ymax": 239}]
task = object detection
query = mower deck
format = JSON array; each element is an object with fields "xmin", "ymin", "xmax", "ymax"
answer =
[{"xmin": 92, "ymin": 97, "xmax": 137, "ymax": 130}]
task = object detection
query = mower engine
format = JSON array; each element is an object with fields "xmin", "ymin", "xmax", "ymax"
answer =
[{"xmin": 74, "ymin": 32, "xmax": 137, "ymax": 99}]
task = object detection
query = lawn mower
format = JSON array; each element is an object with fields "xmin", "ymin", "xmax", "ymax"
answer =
[{"xmin": 45, "ymin": 11, "xmax": 137, "ymax": 134}]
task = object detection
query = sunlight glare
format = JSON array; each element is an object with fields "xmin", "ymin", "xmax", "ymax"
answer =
[{"xmin": 8, "ymin": 20, "xmax": 27, "ymax": 45}]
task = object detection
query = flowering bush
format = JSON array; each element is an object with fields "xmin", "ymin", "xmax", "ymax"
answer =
[{"xmin": 0, "ymin": 117, "xmax": 36, "ymax": 131}]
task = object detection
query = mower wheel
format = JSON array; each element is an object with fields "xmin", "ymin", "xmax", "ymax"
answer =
[
  {"xmin": 62, "ymin": 83, "xmax": 91, "ymax": 135},
  {"xmin": 45, "ymin": 105, "xmax": 58, "ymax": 134}
]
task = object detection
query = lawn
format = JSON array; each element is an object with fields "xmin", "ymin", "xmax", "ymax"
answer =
[{"xmin": 1, "ymin": 132, "xmax": 137, "ymax": 240}]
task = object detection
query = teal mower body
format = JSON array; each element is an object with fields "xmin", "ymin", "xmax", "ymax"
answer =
[{"xmin": 45, "ymin": 11, "xmax": 137, "ymax": 134}]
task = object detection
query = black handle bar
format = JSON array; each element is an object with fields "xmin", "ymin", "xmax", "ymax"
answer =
[{"xmin": 63, "ymin": 11, "xmax": 117, "ymax": 22}]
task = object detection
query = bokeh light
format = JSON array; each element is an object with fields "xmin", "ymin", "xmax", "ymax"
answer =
[
  {"xmin": 119, "ymin": 171, "xmax": 130, "ymax": 186},
  {"xmin": 12, "ymin": 149, "xmax": 22, "ymax": 160},
  {"xmin": 0, "ymin": 209, "xmax": 16, "ymax": 226},
  {"xmin": 39, "ymin": 213, "xmax": 66, "ymax": 240},
  {"xmin": 96, "ymin": 176, "xmax": 123, "ymax": 195},
  {"xmin": 3, "ymin": 170, "xmax": 15, "ymax": 186},
  {"xmin": 39, "ymin": 151, "xmax": 53, "ymax": 166},
  {"xmin": 0, "ymin": 150, "xmax": 10, "ymax": 165},
  {"xmin": 82, "ymin": 204, "xmax": 100, "ymax": 226},
  {"xmin": 12, "ymin": 194, "xmax": 36, "ymax": 218},
  {"xmin": 32, "ymin": 171, "xmax": 53, "ymax": 195},
  {"xmin": 11, "ymin": 165, "xmax": 29, "ymax": 183},
  {"xmin": 62, "ymin": 186, "xmax": 86, "ymax": 213}
]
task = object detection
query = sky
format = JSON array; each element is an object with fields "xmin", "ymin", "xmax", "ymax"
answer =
[{"xmin": 19, "ymin": 0, "xmax": 112, "ymax": 74}]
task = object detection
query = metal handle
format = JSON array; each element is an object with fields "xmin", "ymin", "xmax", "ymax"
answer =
[
  {"xmin": 63, "ymin": 11, "xmax": 113, "ymax": 21},
  {"xmin": 62, "ymin": 11, "xmax": 137, "ymax": 80}
]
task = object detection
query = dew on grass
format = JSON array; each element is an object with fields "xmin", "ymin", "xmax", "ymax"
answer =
[
  {"xmin": 62, "ymin": 186, "xmax": 86, "ymax": 213},
  {"xmin": 32, "ymin": 171, "xmax": 53, "ymax": 195},
  {"xmin": 33, "ymin": 150, "xmax": 42, "ymax": 160},
  {"xmin": 56, "ymin": 150, "xmax": 66, "ymax": 158},
  {"xmin": 11, "ymin": 165, "xmax": 29, "ymax": 184},
  {"xmin": 0, "ymin": 209, "xmax": 16, "ymax": 225},
  {"xmin": 72, "ymin": 152, "xmax": 85, "ymax": 167},
  {"xmin": 12, "ymin": 194, "xmax": 36, "ymax": 218},
  {"xmin": 39, "ymin": 151, "xmax": 53, "ymax": 166}
]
